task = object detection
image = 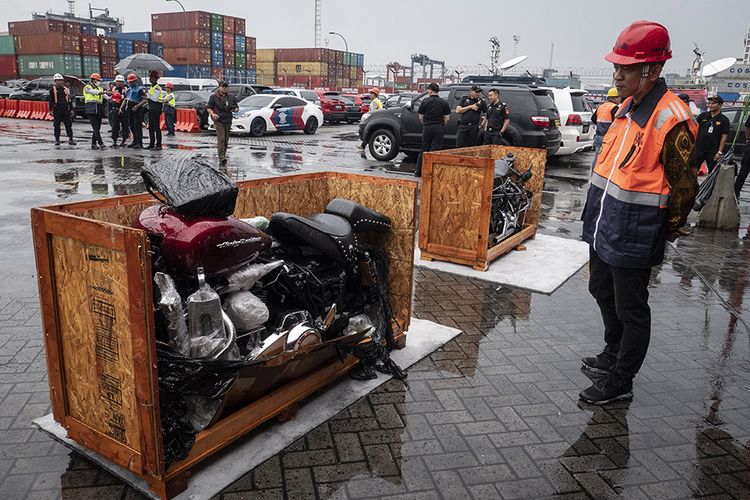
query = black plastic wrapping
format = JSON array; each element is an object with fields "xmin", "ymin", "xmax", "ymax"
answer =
[
  {"xmin": 157, "ymin": 347, "xmax": 241, "ymax": 466},
  {"xmin": 141, "ymin": 157, "xmax": 238, "ymax": 218}
]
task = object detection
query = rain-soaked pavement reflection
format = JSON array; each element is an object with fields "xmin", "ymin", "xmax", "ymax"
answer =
[{"xmin": 1, "ymin": 117, "xmax": 749, "ymax": 499}]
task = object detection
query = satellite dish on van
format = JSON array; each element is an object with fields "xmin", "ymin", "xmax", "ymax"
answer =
[
  {"xmin": 701, "ymin": 57, "xmax": 736, "ymax": 78},
  {"xmin": 499, "ymin": 55, "xmax": 528, "ymax": 71}
]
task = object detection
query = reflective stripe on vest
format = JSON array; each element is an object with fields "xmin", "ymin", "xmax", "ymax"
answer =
[
  {"xmin": 53, "ymin": 86, "xmax": 70, "ymax": 105},
  {"xmin": 83, "ymin": 84, "xmax": 103, "ymax": 104},
  {"xmin": 589, "ymin": 91, "xmax": 698, "ymax": 253},
  {"xmin": 149, "ymin": 84, "xmax": 164, "ymax": 102}
]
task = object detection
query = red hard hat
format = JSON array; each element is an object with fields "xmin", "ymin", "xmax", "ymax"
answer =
[
  {"xmin": 90, "ymin": 73, "xmax": 101, "ymax": 81},
  {"xmin": 127, "ymin": 73, "xmax": 137, "ymax": 81},
  {"xmin": 165, "ymin": 82, "xmax": 174, "ymax": 89},
  {"xmin": 605, "ymin": 20, "xmax": 672, "ymax": 65}
]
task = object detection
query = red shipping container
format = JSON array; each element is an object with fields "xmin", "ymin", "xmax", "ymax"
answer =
[
  {"xmin": 63, "ymin": 22, "xmax": 81, "ymax": 35},
  {"xmin": 0, "ymin": 55, "xmax": 18, "ymax": 79},
  {"xmin": 223, "ymin": 33, "xmax": 234, "ymax": 52},
  {"xmin": 246, "ymin": 36, "xmax": 256, "ymax": 51},
  {"xmin": 275, "ymin": 48, "xmax": 324, "ymax": 63},
  {"xmin": 151, "ymin": 11, "xmax": 211, "ymax": 31},
  {"xmin": 245, "ymin": 52, "xmax": 256, "ymax": 68},
  {"xmin": 223, "ymin": 16, "xmax": 235, "ymax": 34},
  {"xmin": 100, "ymin": 57, "xmax": 117, "ymax": 78},
  {"xmin": 235, "ymin": 19, "xmax": 246, "ymax": 36},
  {"xmin": 211, "ymin": 67, "xmax": 224, "ymax": 80},
  {"xmin": 14, "ymin": 33, "xmax": 81, "ymax": 55},
  {"xmin": 132, "ymin": 40, "xmax": 149, "ymax": 54},
  {"xmin": 8, "ymin": 19, "xmax": 65, "ymax": 36},
  {"xmin": 163, "ymin": 47, "xmax": 211, "ymax": 66},
  {"xmin": 99, "ymin": 36, "xmax": 117, "ymax": 58},
  {"xmin": 151, "ymin": 30, "xmax": 211, "ymax": 48},
  {"xmin": 224, "ymin": 50, "xmax": 235, "ymax": 68},
  {"xmin": 81, "ymin": 35, "xmax": 100, "ymax": 56}
]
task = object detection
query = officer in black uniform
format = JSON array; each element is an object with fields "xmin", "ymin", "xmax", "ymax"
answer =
[
  {"xmin": 415, "ymin": 82, "xmax": 451, "ymax": 177},
  {"xmin": 695, "ymin": 95, "xmax": 730, "ymax": 173},
  {"xmin": 484, "ymin": 88, "xmax": 510, "ymax": 145},
  {"xmin": 455, "ymin": 85, "xmax": 487, "ymax": 148}
]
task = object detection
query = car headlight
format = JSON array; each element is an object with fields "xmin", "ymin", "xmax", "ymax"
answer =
[
  {"xmin": 361, "ymin": 112, "xmax": 371, "ymax": 123},
  {"xmin": 243, "ymin": 111, "xmax": 254, "ymax": 118}
]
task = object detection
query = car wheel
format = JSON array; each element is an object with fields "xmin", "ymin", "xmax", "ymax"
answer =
[
  {"xmin": 504, "ymin": 125, "xmax": 522, "ymax": 147},
  {"xmin": 304, "ymin": 117, "xmax": 319, "ymax": 135},
  {"xmin": 346, "ymin": 119, "xmax": 354, "ymax": 124},
  {"xmin": 330, "ymin": 119, "xmax": 340, "ymax": 125},
  {"xmin": 368, "ymin": 129, "xmax": 399, "ymax": 161},
  {"xmin": 250, "ymin": 118, "xmax": 266, "ymax": 137}
]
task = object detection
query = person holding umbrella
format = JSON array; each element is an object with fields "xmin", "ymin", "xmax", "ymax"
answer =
[
  {"xmin": 145, "ymin": 70, "xmax": 165, "ymax": 150},
  {"xmin": 83, "ymin": 73, "xmax": 107, "ymax": 149}
]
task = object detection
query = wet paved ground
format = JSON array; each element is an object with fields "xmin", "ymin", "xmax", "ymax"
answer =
[{"xmin": 1, "ymin": 118, "xmax": 750, "ymax": 499}]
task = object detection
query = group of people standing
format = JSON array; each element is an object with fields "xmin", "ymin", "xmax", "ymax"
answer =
[{"xmin": 48, "ymin": 71, "xmax": 177, "ymax": 150}]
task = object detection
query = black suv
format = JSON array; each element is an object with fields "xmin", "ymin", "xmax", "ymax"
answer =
[
  {"xmin": 723, "ymin": 106, "xmax": 748, "ymax": 157},
  {"xmin": 9, "ymin": 76, "xmax": 86, "ymax": 118},
  {"xmin": 358, "ymin": 84, "xmax": 561, "ymax": 161}
]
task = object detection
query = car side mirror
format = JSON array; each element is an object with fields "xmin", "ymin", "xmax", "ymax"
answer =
[
  {"xmin": 403, "ymin": 101, "xmax": 412, "ymax": 110},
  {"xmin": 271, "ymin": 103, "xmax": 282, "ymax": 109}
]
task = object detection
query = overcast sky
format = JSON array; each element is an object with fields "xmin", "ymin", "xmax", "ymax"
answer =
[{"xmin": 2, "ymin": 0, "xmax": 748, "ymax": 74}]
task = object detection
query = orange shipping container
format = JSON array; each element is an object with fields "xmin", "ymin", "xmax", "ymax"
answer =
[
  {"xmin": 99, "ymin": 36, "xmax": 117, "ymax": 58},
  {"xmin": 133, "ymin": 40, "xmax": 149, "ymax": 54},
  {"xmin": 151, "ymin": 11, "xmax": 211, "ymax": 31},
  {"xmin": 223, "ymin": 16, "xmax": 235, "ymax": 34},
  {"xmin": 81, "ymin": 35, "xmax": 100, "ymax": 56},
  {"xmin": 14, "ymin": 33, "xmax": 81, "ymax": 55},
  {"xmin": 163, "ymin": 47, "xmax": 211, "ymax": 66},
  {"xmin": 151, "ymin": 30, "xmax": 211, "ymax": 48}
]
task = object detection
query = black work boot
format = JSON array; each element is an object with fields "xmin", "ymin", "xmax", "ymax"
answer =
[
  {"xmin": 579, "ymin": 375, "xmax": 633, "ymax": 405},
  {"xmin": 581, "ymin": 353, "xmax": 614, "ymax": 375},
  {"xmin": 54, "ymin": 139, "xmax": 60, "ymax": 146}
]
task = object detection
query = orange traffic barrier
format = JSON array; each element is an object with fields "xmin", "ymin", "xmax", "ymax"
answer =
[
  {"xmin": 31, "ymin": 101, "xmax": 45, "ymax": 120},
  {"xmin": 18, "ymin": 100, "xmax": 33, "ymax": 119},
  {"xmin": 0, "ymin": 99, "xmax": 6, "ymax": 115},
  {"xmin": 182, "ymin": 108, "xmax": 200, "ymax": 133},
  {"xmin": 4, "ymin": 99, "xmax": 18, "ymax": 117},
  {"xmin": 175, "ymin": 108, "xmax": 186, "ymax": 131}
]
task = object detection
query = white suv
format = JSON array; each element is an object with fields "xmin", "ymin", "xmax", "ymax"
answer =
[{"xmin": 543, "ymin": 87, "xmax": 594, "ymax": 156}]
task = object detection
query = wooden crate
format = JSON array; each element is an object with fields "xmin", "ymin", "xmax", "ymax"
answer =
[
  {"xmin": 418, "ymin": 145, "xmax": 546, "ymax": 271},
  {"xmin": 31, "ymin": 171, "xmax": 417, "ymax": 499}
]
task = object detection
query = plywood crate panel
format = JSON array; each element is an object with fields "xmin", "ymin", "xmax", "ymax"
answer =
[{"xmin": 32, "ymin": 171, "xmax": 417, "ymax": 499}]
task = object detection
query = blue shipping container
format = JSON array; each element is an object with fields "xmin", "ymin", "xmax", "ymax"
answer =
[
  {"xmin": 111, "ymin": 31, "xmax": 151, "ymax": 42},
  {"xmin": 246, "ymin": 69, "xmax": 257, "ymax": 84},
  {"xmin": 148, "ymin": 42, "xmax": 164, "ymax": 58},
  {"xmin": 211, "ymin": 31, "xmax": 223, "ymax": 50},
  {"xmin": 357, "ymin": 54, "xmax": 364, "ymax": 67},
  {"xmin": 234, "ymin": 35, "xmax": 246, "ymax": 52},
  {"xmin": 117, "ymin": 39, "xmax": 134, "ymax": 58},
  {"xmin": 211, "ymin": 49, "xmax": 224, "ymax": 67}
]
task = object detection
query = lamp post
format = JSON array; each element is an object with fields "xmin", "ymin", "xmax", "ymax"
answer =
[
  {"xmin": 166, "ymin": 0, "xmax": 188, "ymax": 78},
  {"xmin": 455, "ymin": 70, "xmax": 463, "ymax": 83},
  {"xmin": 282, "ymin": 68, "xmax": 288, "ymax": 87},
  {"xmin": 362, "ymin": 69, "xmax": 368, "ymax": 87},
  {"xmin": 328, "ymin": 31, "xmax": 348, "ymax": 53},
  {"xmin": 305, "ymin": 69, "xmax": 312, "ymax": 88}
]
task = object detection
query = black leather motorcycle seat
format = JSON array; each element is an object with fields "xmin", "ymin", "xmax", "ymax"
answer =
[
  {"xmin": 325, "ymin": 198, "xmax": 391, "ymax": 233},
  {"xmin": 268, "ymin": 212, "xmax": 357, "ymax": 266}
]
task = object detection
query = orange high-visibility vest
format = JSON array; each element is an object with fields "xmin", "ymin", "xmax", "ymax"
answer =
[
  {"xmin": 582, "ymin": 79, "xmax": 697, "ymax": 268},
  {"xmin": 594, "ymin": 101, "xmax": 616, "ymax": 138}
]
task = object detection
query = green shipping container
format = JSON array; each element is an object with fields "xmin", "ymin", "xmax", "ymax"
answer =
[
  {"xmin": 235, "ymin": 52, "xmax": 245, "ymax": 69},
  {"xmin": 17, "ymin": 54, "xmax": 82, "ymax": 76},
  {"xmin": 82, "ymin": 56, "xmax": 100, "ymax": 76},
  {"xmin": 0, "ymin": 35, "xmax": 15, "ymax": 56},
  {"xmin": 211, "ymin": 14, "xmax": 223, "ymax": 32}
]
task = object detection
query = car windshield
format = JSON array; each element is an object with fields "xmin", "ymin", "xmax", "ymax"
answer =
[
  {"xmin": 334, "ymin": 96, "xmax": 354, "ymax": 104},
  {"xmin": 533, "ymin": 91, "xmax": 557, "ymax": 111},
  {"xmin": 269, "ymin": 89, "xmax": 294, "ymax": 95},
  {"xmin": 194, "ymin": 91, "xmax": 213, "ymax": 101},
  {"xmin": 238, "ymin": 95, "xmax": 275, "ymax": 109}
]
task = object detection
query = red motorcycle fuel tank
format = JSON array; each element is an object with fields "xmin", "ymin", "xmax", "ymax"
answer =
[{"xmin": 134, "ymin": 205, "xmax": 271, "ymax": 277}]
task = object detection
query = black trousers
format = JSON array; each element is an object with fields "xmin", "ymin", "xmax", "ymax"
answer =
[
  {"xmin": 588, "ymin": 248, "xmax": 652, "ymax": 381},
  {"xmin": 696, "ymin": 148, "xmax": 718, "ymax": 173},
  {"xmin": 148, "ymin": 104, "xmax": 163, "ymax": 147},
  {"xmin": 128, "ymin": 105, "xmax": 144, "ymax": 145},
  {"xmin": 110, "ymin": 109, "xmax": 128, "ymax": 143},
  {"xmin": 415, "ymin": 123, "xmax": 445, "ymax": 177},
  {"xmin": 484, "ymin": 129, "xmax": 510, "ymax": 146},
  {"xmin": 89, "ymin": 113, "xmax": 103, "ymax": 146},
  {"xmin": 164, "ymin": 106, "xmax": 176, "ymax": 135},
  {"xmin": 455, "ymin": 124, "xmax": 479, "ymax": 148},
  {"xmin": 53, "ymin": 109, "xmax": 73, "ymax": 140},
  {"xmin": 734, "ymin": 148, "xmax": 750, "ymax": 198}
]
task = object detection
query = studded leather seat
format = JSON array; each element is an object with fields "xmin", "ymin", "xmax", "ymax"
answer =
[
  {"xmin": 324, "ymin": 199, "xmax": 391, "ymax": 233},
  {"xmin": 268, "ymin": 212, "xmax": 357, "ymax": 266}
]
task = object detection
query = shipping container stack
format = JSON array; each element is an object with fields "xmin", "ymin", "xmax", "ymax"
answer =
[
  {"xmin": 261, "ymin": 48, "xmax": 364, "ymax": 90},
  {"xmin": 9, "ymin": 19, "xmax": 84, "ymax": 78},
  {"xmin": 0, "ymin": 35, "xmax": 17, "ymax": 80},
  {"xmin": 152, "ymin": 11, "xmax": 256, "ymax": 82}
]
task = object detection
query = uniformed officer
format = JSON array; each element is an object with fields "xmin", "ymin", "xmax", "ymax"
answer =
[
  {"xmin": 145, "ymin": 71, "xmax": 165, "ymax": 150},
  {"xmin": 83, "ymin": 73, "xmax": 107, "ymax": 150},
  {"xmin": 120, "ymin": 73, "xmax": 146, "ymax": 148},
  {"xmin": 163, "ymin": 82, "xmax": 176, "ymax": 136},
  {"xmin": 695, "ymin": 95, "xmax": 730, "ymax": 173},
  {"xmin": 455, "ymin": 85, "xmax": 486, "ymax": 148},
  {"xmin": 415, "ymin": 82, "xmax": 451, "ymax": 177},
  {"xmin": 484, "ymin": 89, "xmax": 510, "ymax": 145}
]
